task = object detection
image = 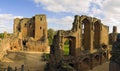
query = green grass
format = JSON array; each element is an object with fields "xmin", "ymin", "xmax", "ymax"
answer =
[
  {"xmin": 43, "ymin": 44, "xmax": 70, "ymax": 60},
  {"xmin": 64, "ymin": 44, "xmax": 69, "ymax": 55}
]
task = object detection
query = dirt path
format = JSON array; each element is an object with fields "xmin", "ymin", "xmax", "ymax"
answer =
[
  {"xmin": 1, "ymin": 51, "xmax": 47, "ymax": 71},
  {"xmin": 89, "ymin": 62, "xmax": 109, "ymax": 71}
]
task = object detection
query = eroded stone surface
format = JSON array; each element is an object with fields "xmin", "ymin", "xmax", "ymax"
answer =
[
  {"xmin": 0, "ymin": 14, "xmax": 49, "ymax": 57},
  {"xmin": 47, "ymin": 15, "xmax": 110, "ymax": 71}
]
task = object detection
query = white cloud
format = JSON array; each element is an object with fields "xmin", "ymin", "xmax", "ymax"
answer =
[
  {"xmin": 48, "ymin": 16, "xmax": 74, "ymax": 30},
  {"xmin": 99, "ymin": 0, "xmax": 120, "ymax": 33},
  {"xmin": 0, "ymin": 14, "xmax": 23, "ymax": 33},
  {"xmin": 34, "ymin": 0, "xmax": 91, "ymax": 13},
  {"xmin": 33, "ymin": 0, "xmax": 120, "ymax": 33}
]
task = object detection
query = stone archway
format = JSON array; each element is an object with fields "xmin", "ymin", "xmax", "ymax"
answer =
[
  {"xmin": 80, "ymin": 16, "xmax": 93, "ymax": 50},
  {"xmin": 94, "ymin": 21, "xmax": 101, "ymax": 49},
  {"xmin": 82, "ymin": 18, "xmax": 91, "ymax": 50}
]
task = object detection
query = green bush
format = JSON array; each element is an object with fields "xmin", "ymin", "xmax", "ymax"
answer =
[{"xmin": 0, "ymin": 33, "xmax": 4, "ymax": 38}]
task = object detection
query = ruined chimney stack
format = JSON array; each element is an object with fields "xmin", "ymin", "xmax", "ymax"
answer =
[{"xmin": 112, "ymin": 26, "xmax": 117, "ymax": 42}]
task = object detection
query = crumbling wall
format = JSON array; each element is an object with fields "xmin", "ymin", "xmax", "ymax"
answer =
[
  {"xmin": 101, "ymin": 25, "xmax": 109, "ymax": 46},
  {"xmin": 14, "ymin": 14, "xmax": 48, "ymax": 41},
  {"xmin": 10, "ymin": 14, "xmax": 49, "ymax": 52},
  {"xmin": 10, "ymin": 38, "xmax": 22, "ymax": 51},
  {"xmin": 47, "ymin": 15, "xmax": 110, "ymax": 71},
  {"xmin": 0, "ymin": 38, "xmax": 10, "ymax": 60},
  {"xmin": 14, "ymin": 18, "xmax": 20, "ymax": 34},
  {"xmin": 20, "ymin": 18, "xmax": 30, "ymax": 39},
  {"xmin": 93, "ymin": 19, "xmax": 101, "ymax": 49},
  {"xmin": 26, "ymin": 41, "xmax": 49, "ymax": 52}
]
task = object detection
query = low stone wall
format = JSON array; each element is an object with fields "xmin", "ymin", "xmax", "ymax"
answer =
[
  {"xmin": 26, "ymin": 41, "xmax": 50, "ymax": 52},
  {"xmin": 0, "ymin": 38, "xmax": 10, "ymax": 60}
]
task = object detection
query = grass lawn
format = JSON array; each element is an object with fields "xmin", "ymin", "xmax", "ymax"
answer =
[
  {"xmin": 64, "ymin": 44, "xmax": 69, "ymax": 55},
  {"xmin": 44, "ymin": 44, "xmax": 69, "ymax": 60}
]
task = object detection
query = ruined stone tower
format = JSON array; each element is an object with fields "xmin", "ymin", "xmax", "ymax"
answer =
[
  {"xmin": 12, "ymin": 14, "xmax": 48, "ymax": 51},
  {"xmin": 14, "ymin": 14, "xmax": 47, "ymax": 41},
  {"xmin": 34, "ymin": 15, "xmax": 47, "ymax": 41}
]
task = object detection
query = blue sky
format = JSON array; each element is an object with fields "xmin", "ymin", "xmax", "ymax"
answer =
[{"xmin": 0, "ymin": 0, "xmax": 120, "ymax": 33}]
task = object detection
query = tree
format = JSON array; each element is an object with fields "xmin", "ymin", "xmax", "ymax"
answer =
[
  {"xmin": 0, "ymin": 33, "xmax": 4, "ymax": 38},
  {"xmin": 47, "ymin": 28, "xmax": 55, "ymax": 45}
]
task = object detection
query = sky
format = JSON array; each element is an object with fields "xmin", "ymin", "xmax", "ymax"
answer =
[{"xmin": 0, "ymin": 0, "xmax": 120, "ymax": 33}]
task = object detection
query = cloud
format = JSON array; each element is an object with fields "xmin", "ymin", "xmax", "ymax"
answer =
[
  {"xmin": 88, "ymin": 0, "xmax": 120, "ymax": 32},
  {"xmin": 95, "ymin": 0, "xmax": 120, "ymax": 33},
  {"xmin": 48, "ymin": 16, "xmax": 74, "ymax": 30},
  {"xmin": 34, "ymin": 0, "xmax": 91, "ymax": 13},
  {"xmin": 0, "ymin": 14, "xmax": 23, "ymax": 33},
  {"xmin": 33, "ymin": 0, "xmax": 120, "ymax": 33}
]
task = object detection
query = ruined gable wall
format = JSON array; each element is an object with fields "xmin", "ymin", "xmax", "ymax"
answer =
[{"xmin": 100, "ymin": 25, "xmax": 109, "ymax": 45}]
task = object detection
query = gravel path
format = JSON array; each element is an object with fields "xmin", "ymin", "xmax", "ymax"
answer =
[{"xmin": 89, "ymin": 62, "xmax": 109, "ymax": 71}]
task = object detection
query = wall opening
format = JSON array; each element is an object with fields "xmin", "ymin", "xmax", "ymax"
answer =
[
  {"xmin": 94, "ymin": 21, "xmax": 101, "ymax": 49},
  {"xmin": 81, "ymin": 18, "xmax": 91, "ymax": 50},
  {"xmin": 22, "ymin": 40, "xmax": 27, "ymax": 46},
  {"xmin": 40, "ymin": 27, "xmax": 42, "ymax": 29},
  {"xmin": 24, "ymin": 24, "xmax": 27, "ymax": 27},
  {"xmin": 69, "ymin": 63, "xmax": 74, "ymax": 67},
  {"xmin": 64, "ymin": 39, "xmax": 70, "ymax": 56},
  {"xmin": 40, "ymin": 17, "xmax": 42, "ymax": 21},
  {"xmin": 18, "ymin": 27, "xmax": 20, "ymax": 32},
  {"xmin": 64, "ymin": 37, "xmax": 76, "ymax": 56}
]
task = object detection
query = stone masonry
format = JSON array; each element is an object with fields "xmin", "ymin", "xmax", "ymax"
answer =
[
  {"xmin": 11, "ymin": 14, "xmax": 48, "ymax": 51},
  {"xmin": 46, "ymin": 15, "xmax": 110, "ymax": 71}
]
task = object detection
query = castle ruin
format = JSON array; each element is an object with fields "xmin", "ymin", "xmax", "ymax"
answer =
[
  {"xmin": 9, "ymin": 14, "xmax": 48, "ymax": 52},
  {"xmin": 47, "ymin": 15, "xmax": 110, "ymax": 71}
]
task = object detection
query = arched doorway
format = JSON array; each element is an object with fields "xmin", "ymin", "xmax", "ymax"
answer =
[{"xmin": 81, "ymin": 17, "xmax": 93, "ymax": 50}]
